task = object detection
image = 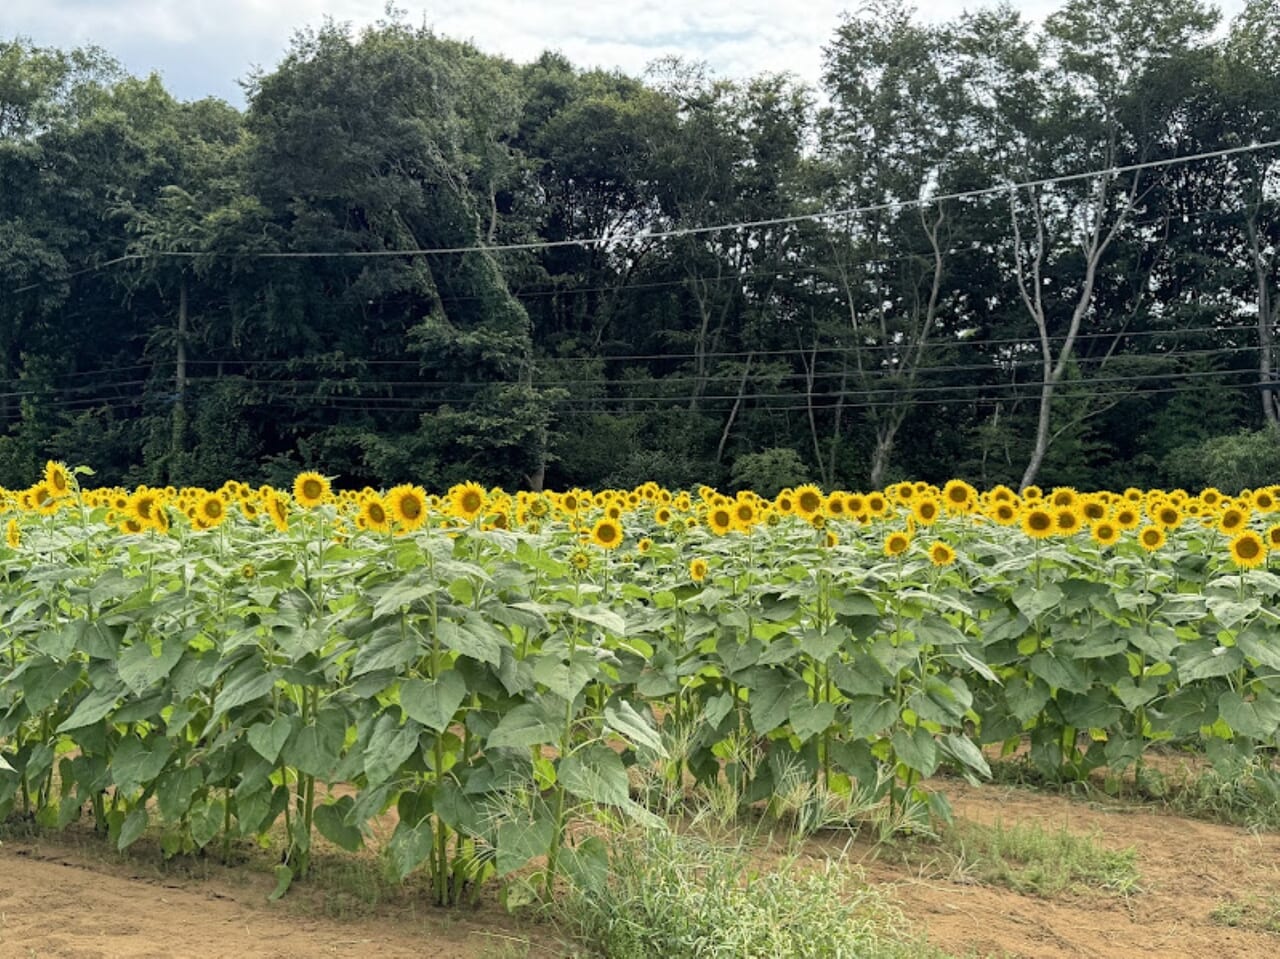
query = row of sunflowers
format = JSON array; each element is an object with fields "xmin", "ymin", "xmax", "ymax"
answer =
[{"xmin": 7, "ymin": 463, "xmax": 1280, "ymax": 570}]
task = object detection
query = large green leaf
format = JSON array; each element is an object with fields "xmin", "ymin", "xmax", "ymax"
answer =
[
  {"xmin": 314, "ymin": 796, "xmax": 364, "ymax": 852},
  {"xmin": 400, "ymin": 672, "xmax": 468, "ymax": 732},
  {"xmin": 487, "ymin": 702, "xmax": 560, "ymax": 750}
]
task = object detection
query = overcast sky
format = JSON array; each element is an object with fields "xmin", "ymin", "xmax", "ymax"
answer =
[{"xmin": 3, "ymin": 0, "xmax": 1247, "ymax": 105}]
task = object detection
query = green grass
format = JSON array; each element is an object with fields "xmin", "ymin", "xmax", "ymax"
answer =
[
  {"xmin": 550, "ymin": 822, "xmax": 957, "ymax": 959},
  {"xmin": 937, "ymin": 817, "xmax": 1139, "ymax": 897},
  {"xmin": 1210, "ymin": 894, "xmax": 1280, "ymax": 934}
]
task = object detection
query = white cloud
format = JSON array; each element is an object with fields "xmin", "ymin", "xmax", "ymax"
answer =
[{"xmin": 2, "ymin": 0, "xmax": 1248, "ymax": 103}]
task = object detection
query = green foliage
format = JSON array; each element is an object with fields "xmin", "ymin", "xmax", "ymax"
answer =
[
  {"xmin": 554, "ymin": 825, "xmax": 945, "ymax": 959},
  {"xmin": 729, "ymin": 448, "xmax": 811, "ymax": 498},
  {"xmin": 940, "ymin": 818, "xmax": 1140, "ymax": 896},
  {"xmin": 1162, "ymin": 429, "xmax": 1280, "ymax": 492}
]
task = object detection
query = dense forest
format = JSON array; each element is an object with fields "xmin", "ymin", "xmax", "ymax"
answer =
[{"xmin": 1, "ymin": 0, "xmax": 1278, "ymax": 493}]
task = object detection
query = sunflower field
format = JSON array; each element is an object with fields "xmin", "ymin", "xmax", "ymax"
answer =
[{"xmin": 3, "ymin": 463, "xmax": 1280, "ymax": 901}]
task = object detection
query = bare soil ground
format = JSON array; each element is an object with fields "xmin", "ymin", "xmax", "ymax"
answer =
[{"xmin": 1, "ymin": 777, "xmax": 1276, "ymax": 959}]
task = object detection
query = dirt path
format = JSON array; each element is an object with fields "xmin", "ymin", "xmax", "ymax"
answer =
[
  {"xmin": 2, "ymin": 780, "xmax": 1278, "ymax": 959},
  {"xmin": 861, "ymin": 780, "xmax": 1280, "ymax": 958},
  {"xmin": 0, "ymin": 839, "xmax": 552, "ymax": 959}
]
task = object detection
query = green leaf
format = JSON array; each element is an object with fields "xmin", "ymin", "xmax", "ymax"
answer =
[
  {"xmin": 351, "ymin": 630, "xmax": 419, "ymax": 676},
  {"xmin": 496, "ymin": 817, "xmax": 556, "ymax": 877},
  {"xmin": 789, "ymin": 701, "xmax": 836, "ymax": 742},
  {"xmin": 560, "ymin": 745, "xmax": 630, "ymax": 806},
  {"xmin": 56, "ymin": 683, "xmax": 125, "ymax": 733},
  {"xmin": 1028, "ymin": 651, "xmax": 1089, "ymax": 693},
  {"xmin": 1217, "ymin": 690, "xmax": 1280, "ymax": 741},
  {"xmin": 117, "ymin": 638, "xmax": 185, "ymax": 695},
  {"xmin": 603, "ymin": 701, "xmax": 666, "ymax": 756},
  {"xmin": 389, "ymin": 820, "xmax": 435, "ymax": 880},
  {"xmin": 362, "ymin": 714, "xmax": 421, "ymax": 787},
  {"xmin": 437, "ymin": 619, "xmax": 503, "ymax": 666},
  {"xmin": 314, "ymin": 796, "xmax": 364, "ymax": 852},
  {"xmin": 748, "ymin": 672, "xmax": 803, "ymax": 735},
  {"xmin": 111, "ymin": 735, "xmax": 173, "ymax": 795},
  {"xmin": 1207, "ymin": 596, "xmax": 1261, "ymax": 631},
  {"xmin": 891, "ymin": 727, "xmax": 939, "ymax": 777},
  {"xmin": 247, "ymin": 715, "xmax": 296, "ymax": 764},
  {"xmin": 533, "ymin": 651, "xmax": 598, "ymax": 702},
  {"xmin": 559, "ymin": 835, "xmax": 610, "ymax": 893},
  {"xmin": 1177, "ymin": 642, "xmax": 1244, "ymax": 682},
  {"xmin": 845, "ymin": 696, "xmax": 897, "ymax": 736},
  {"xmin": 286, "ymin": 712, "xmax": 347, "ymax": 779},
  {"xmin": 190, "ymin": 798, "xmax": 225, "ymax": 849},
  {"xmin": 568, "ymin": 605, "xmax": 626, "ymax": 636},
  {"xmin": 211, "ymin": 659, "xmax": 275, "ymax": 719},
  {"xmin": 269, "ymin": 865, "xmax": 294, "ymax": 901},
  {"xmin": 1012, "ymin": 583, "xmax": 1064, "ymax": 621},
  {"xmin": 400, "ymin": 672, "xmax": 468, "ymax": 732},
  {"xmin": 487, "ymin": 702, "xmax": 560, "ymax": 750},
  {"xmin": 117, "ymin": 806, "xmax": 149, "ymax": 851},
  {"xmin": 942, "ymin": 734, "xmax": 991, "ymax": 779}
]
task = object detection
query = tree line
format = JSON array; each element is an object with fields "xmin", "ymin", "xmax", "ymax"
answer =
[{"xmin": 1, "ymin": 0, "xmax": 1278, "ymax": 494}]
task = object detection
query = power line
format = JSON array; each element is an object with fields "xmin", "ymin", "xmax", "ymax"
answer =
[{"xmin": 8, "ymin": 139, "xmax": 1280, "ymax": 299}]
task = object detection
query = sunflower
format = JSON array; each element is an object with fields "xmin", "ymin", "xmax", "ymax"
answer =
[
  {"xmin": 5, "ymin": 518, "xmax": 18, "ymax": 550},
  {"xmin": 1253, "ymin": 488, "xmax": 1277, "ymax": 513},
  {"xmin": 774, "ymin": 490, "xmax": 795, "ymax": 514},
  {"xmin": 941, "ymin": 479, "xmax": 977, "ymax": 514},
  {"xmin": 989, "ymin": 484, "xmax": 1016, "ymax": 503},
  {"xmin": 1113, "ymin": 506, "xmax": 1141, "ymax": 530},
  {"xmin": 291, "ymin": 471, "xmax": 330, "ymax": 508},
  {"xmin": 119, "ymin": 516, "xmax": 145, "ymax": 535},
  {"xmin": 1268, "ymin": 525, "xmax": 1280, "ymax": 549},
  {"xmin": 1218, "ymin": 506, "xmax": 1250, "ymax": 535},
  {"xmin": 1080, "ymin": 497, "xmax": 1107, "ymax": 523},
  {"xmin": 44, "ymin": 461, "xmax": 72, "ymax": 500},
  {"xmin": 689, "ymin": 557, "xmax": 709, "ymax": 583},
  {"xmin": 991, "ymin": 502, "xmax": 1019, "ymax": 526},
  {"xmin": 865, "ymin": 492, "xmax": 889, "ymax": 517},
  {"xmin": 128, "ymin": 488, "xmax": 162, "ymax": 528},
  {"xmin": 637, "ymin": 537, "xmax": 653, "ymax": 554},
  {"xmin": 196, "ymin": 492, "xmax": 227, "ymax": 529},
  {"xmin": 912, "ymin": 497, "xmax": 941, "ymax": 526},
  {"xmin": 884, "ymin": 531, "xmax": 912, "ymax": 557},
  {"xmin": 449, "ymin": 481, "xmax": 487, "ymax": 521},
  {"xmin": 793, "ymin": 484, "xmax": 825, "ymax": 519},
  {"xmin": 733, "ymin": 499, "xmax": 758, "ymax": 529},
  {"xmin": 1091, "ymin": 521, "xmax": 1120, "ymax": 547},
  {"xmin": 1022, "ymin": 484, "xmax": 1043, "ymax": 501},
  {"xmin": 1138, "ymin": 525, "xmax": 1166, "ymax": 552},
  {"xmin": 386, "ymin": 484, "xmax": 428, "ymax": 533},
  {"xmin": 824, "ymin": 530, "xmax": 839, "ymax": 548},
  {"xmin": 706, "ymin": 505, "xmax": 734, "ymax": 536},
  {"xmin": 1053, "ymin": 508, "xmax": 1083, "ymax": 536},
  {"xmin": 1228, "ymin": 530, "xmax": 1267, "ymax": 569},
  {"xmin": 569, "ymin": 549, "xmax": 591, "ymax": 572},
  {"xmin": 928, "ymin": 541, "xmax": 956, "ymax": 567},
  {"xmin": 845, "ymin": 493, "xmax": 867, "ymax": 517},
  {"xmin": 1020, "ymin": 507, "xmax": 1055, "ymax": 540},
  {"xmin": 1199, "ymin": 487, "xmax": 1223, "ymax": 508},
  {"xmin": 590, "ymin": 517, "xmax": 623, "ymax": 550},
  {"xmin": 825, "ymin": 492, "xmax": 846, "ymax": 520},
  {"xmin": 655, "ymin": 506, "xmax": 673, "ymax": 526},
  {"xmin": 1049, "ymin": 487, "xmax": 1078, "ymax": 509},
  {"xmin": 266, "ymin": 492, "xmax": 289, "ymax": 533},
  {"xmin": 1151, "ymin": 501, "xmax": 1183, "ymax": 530},
  {"xmin": 359, "ymin": 495, "xmax": 392, "ymax": 534}
]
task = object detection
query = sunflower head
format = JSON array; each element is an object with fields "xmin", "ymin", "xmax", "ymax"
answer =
[
  {"xmin": 884, "ymin": 531, "xmax": 911, "ymax": 557},
  {"xmin": 569, "ymin": 549, "xmax": 591, "ymax": 572},
  {"xmin": 824, "ymin": 530, "xmax": 839, "ymax": 548},
  {"xmin": 44, "ymin": 461, "xmax": 72, "ymax": 499},
  {"xmin": 1229, "ymin": 530, "xmax": 1268, "ymax": 569},
  {"xmin": 5, "ymin": 518, "xmax": 18, "ymax": 550},
  {"xmin": 689, "ymin": 557, "xmax": 709, "ymax": 583},
  {"xmin": 1218, "ymin": 506, "xmax": 1250, "ymax": 534},
  {"xmin": 1054, "ymin": 508, "xmax": 1082, "ymax": 536},
  {"xmin": 1138, "ymin": 525, "xmax": 1166, "ymax": 552},
  {"xmin": 793, "ymin": 484, "xmax": 825, "ymax": 518},
  {"xmin": 590, "ymin": 517, "xmax": 623, "ymax": 550},
  {"xmin": 913, "ymin": 497, "xmax": 941, "ymax": 526},
  {"xmin": 1091, "ymin": 521, "xmax": 1120, "ymax": 547},
  {"xmin": 1020, "ymin": 507, "xmax": 1055, "ymax": 539},
  {"xmin": 450, "ymin": 481, "xmax": 487, "ymax": 521},
  {"xmin": 359, "ymin": 495, "xmax": 392, "ymax": 534},
  {"xmin": 293, "ymin": 471, "xmax": 331, "ymax": 508},
  {"xmin": 197, "ymin": 492, "xmax": 227, "ymax": 529},
  {"xmin": 928, "ymin": 541, "xmax": 956, "ymax": 567},
  {"xmin": 387, "ymin": 484, "xmax": 428, "ymax": 532},
  {"xmin": 707, "ymin": 505, "xmax": 734, "ymax": 536}
]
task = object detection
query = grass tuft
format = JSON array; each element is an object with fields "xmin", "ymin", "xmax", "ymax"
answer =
[{"xmin": 939, "ymin": 817, "xmax": 1139, "ymax": 897}]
